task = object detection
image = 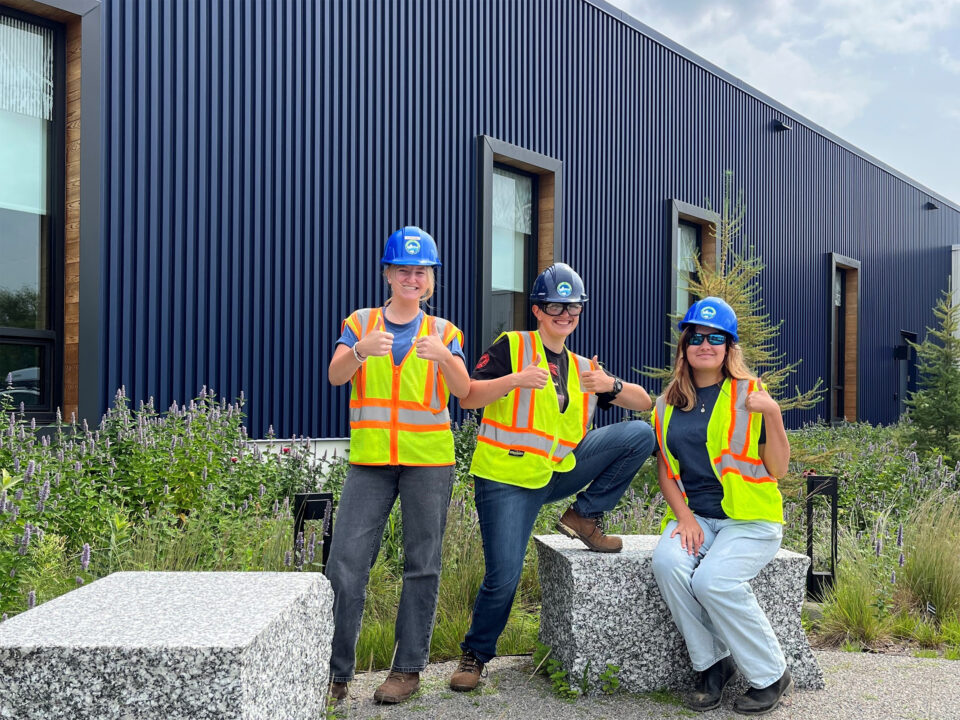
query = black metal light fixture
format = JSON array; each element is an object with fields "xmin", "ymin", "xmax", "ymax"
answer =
[
  {"xmin": 771, "ymin": 118, "xmax": 793, "ymax": 132},
  {"xmin": 805, "ymin": 475, "xmax": 838, "ymax": 598},
  {"xmin": 924, "ymin": 200, "xmax": 939, "ymax": 210},
  {"xmin": 293, "ymin": 492, "xmax": 335, "ymax": 572}
]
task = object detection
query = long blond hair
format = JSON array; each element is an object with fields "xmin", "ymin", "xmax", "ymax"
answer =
[
  {"xmin": 663, "ymin": 326, "xmax": 756, "ymax": 411},
  {"xmin": 382, "ymin": 264, "xmax": 436, "ymax": 306}
]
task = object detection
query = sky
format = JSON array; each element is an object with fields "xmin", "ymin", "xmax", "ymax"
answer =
[{"xmin": 607, "ymin": 0, "xmax": 960, "ymax": 206}]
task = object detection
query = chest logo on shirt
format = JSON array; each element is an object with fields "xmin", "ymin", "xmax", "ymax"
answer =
[
  {"xmin": 548, "ymin": 362, "xmax": 560, "ymax": 377},
  {"xmin": 476, "ymin": 353, "xmax": 490, "ymax": 369},
  {"xmin": 556, "ymin": 281, "xmax": 573, "ymax": 297},
  {"xmin": 404, "ymin": 238, "xmax": 421, "ymax": 255}
]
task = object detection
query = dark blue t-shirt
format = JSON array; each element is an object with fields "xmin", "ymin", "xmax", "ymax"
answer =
[{"xmin": 665, "ymin": 383, "xmax": 765, "ymax": 519}]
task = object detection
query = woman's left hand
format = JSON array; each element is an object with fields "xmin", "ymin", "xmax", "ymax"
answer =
[
  {"xmin": 744, "ymin": 388, "xmax": 780, "ymax": 416},
  {"xmin": 415, "ymin": 328, "xmax": 453, "ymax": 363}
]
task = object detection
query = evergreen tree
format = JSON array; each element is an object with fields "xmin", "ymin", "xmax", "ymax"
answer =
[
  {"xmin": 905, "ymin": 288, "xmax": 960, "ymax": 461},
  {"xmin": 646, "ymin": 172, "xmax": 823, "ymax": 411}
]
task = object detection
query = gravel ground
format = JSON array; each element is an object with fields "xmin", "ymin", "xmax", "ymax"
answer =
[{"xmin": 333, "ymin": 651, "xmax": 958, "ymax": 720}]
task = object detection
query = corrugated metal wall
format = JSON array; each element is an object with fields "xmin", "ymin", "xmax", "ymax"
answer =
[{"xmin": 99, "ymin": 0, "xmax": 960, "ymax": 437}]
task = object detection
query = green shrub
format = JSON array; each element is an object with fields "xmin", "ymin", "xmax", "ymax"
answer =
[
  {"xmin": 819, "ymin": 531, "xmax": 891, "ymax": 647},
  {"xmin": 900, "ymin": 493, "xmax": 960, "ymax": 620}
]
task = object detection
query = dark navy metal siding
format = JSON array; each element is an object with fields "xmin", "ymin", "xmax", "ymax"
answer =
[{"xmin": 99, "ymin": 0, "xmax": 960, "ymax": 437}]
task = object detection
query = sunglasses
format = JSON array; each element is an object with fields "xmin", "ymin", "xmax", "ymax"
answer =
[
  {"xmin": 541, "ymin": 302, "xmax": 584, "ymax": 316},
  {"xmin": 688, "ymin": 332, "xmax": 727, "ymax": 346}
]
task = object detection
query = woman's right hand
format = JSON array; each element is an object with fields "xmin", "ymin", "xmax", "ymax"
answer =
[
  {"xmin": 356, "ymin": 331, "xmax": 394, "ymax": 358},
  {"xmin": 670, "ymin": 515, "xmax": 704, "ymax": 556},
  {"xmin": 513, "ymin": 354, "xmax": 549, "ymax": 389}
]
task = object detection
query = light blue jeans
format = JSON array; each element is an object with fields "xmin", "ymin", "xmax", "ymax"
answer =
[{"xmin": 651, "ymin": 515, "xmax": 787, "ymax": 688}]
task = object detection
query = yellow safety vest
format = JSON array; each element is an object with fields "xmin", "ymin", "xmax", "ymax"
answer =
[
  {"xmin": 469, "ymin": 330, "xmax": 598, "ymax": 488},
  {"xmin": 344, "ymin": 308, "xmax": 463, "ymax": 466},
  {"xmin": 652, "ymin": 377, "xmax": 783, "ymax": 526}
]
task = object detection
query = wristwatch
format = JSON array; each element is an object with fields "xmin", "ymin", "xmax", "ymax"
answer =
[{"xmin": 610, "ymin": 377, "xmax": 623, "ymax": 398}]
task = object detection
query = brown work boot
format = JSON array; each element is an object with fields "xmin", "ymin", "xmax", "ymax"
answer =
[
  {"xmin": 373, "ymin": 670, "xmax": 420, "ymax": 704},
  {"xmin": 556, "ymin": 506, "xmax": 622, "ymax": 552},
  {"xmin": 328, "ymin": 681, "xmax": 348, "ymax": 705},
  {"xmin": 450, "ymin": 652, "xmax": 486, "ymax": 691}
]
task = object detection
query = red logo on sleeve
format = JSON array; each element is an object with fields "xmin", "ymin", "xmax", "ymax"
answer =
[{"xmin": 476, "ymin": 353, "xmax": 490, "ymax": 370}]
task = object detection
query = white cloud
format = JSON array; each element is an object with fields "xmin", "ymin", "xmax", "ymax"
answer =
[
  {"xmin": 819, "ymin": 0, "xmax": 960, "ymax": 55},
  {"xmin": 941, "ymin": 47, "xmax": 960, "ymax": 73}
]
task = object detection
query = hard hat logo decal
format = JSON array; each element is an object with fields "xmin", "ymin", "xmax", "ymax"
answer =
[
  {"xmin": 556, "ymin": 281, "xmax": 573, "ymax": 297},
  {"xmin": 404, "ymin": 237, "xmax": 421, "ymax": 255},
  {"xmin": 700, "ymin": 306, "xmax": 716, "ymax": 319}
]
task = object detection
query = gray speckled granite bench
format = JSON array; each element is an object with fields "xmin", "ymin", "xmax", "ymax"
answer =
[
  {"xmin": 0, "ymin": 571, "xmax": 333, "ymax": 720},
  {"xmin": 535, "ymin": 534, "xmax": 823, "ymax": 695}
]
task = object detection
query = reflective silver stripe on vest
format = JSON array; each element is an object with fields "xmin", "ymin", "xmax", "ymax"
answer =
[
  {"xmin": 511, "ymin": 331, "xmax": 537, "ymax": 429},
  {"xmin": 350, "ymin": 405, "xmax": 450, "ymax": 425},
  {"xmin": 479, "ymin": 421, "xmax": 558, "ymax": 457},
  {"xmin": 726, "ymin": 379, "xmax": 752, "ymax": 456},
  {"xmin": 572, "ymin": 354, "xmax": 599, "ymax": 422},
  {"xmin": 424, "ymin": 317, "xmax": 451, "ymax": 412},
  {"xmin": 655, "ymin": 395, "xmax": 685, "ymax": 493},
  {"xmin": 715, "ymin": 452, "xmax": 771, "ymax": 481}
]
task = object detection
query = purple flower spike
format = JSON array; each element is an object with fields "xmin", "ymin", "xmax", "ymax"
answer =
[
  {"xmin": 896, "ymin": 524, "xmax": 903, "ymax": 548},
  {"xmin": 899, "ymin": 552, "xmax": 905, "ymax": 567},
  {"xmin": 76, "ymin": 576, "xmax": 84, "ymax": 586},
  {"xmin": 890, "ymin": 571, "xmax": 896, "ymax": 585},
  {"xmin": 27, "ymin": 591, "xmax": 36, "ymax": 609},
  {"xmin": 284, "ymin": 551, "xmax": 292, "ymax": 567},
  {"xmin": 81, "ymin": 543, "xmax": 91, "ymax": 572}
]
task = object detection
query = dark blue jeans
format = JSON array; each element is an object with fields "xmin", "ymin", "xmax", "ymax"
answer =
[
  {"xmin": 326, "ymin": 464, "xmax": 454, "ymax": 681},
  {"xmin": 461, "ymin": 419, "xmax": 656, "ymax": 662}
]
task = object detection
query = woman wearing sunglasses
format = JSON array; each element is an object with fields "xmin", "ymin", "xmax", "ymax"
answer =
[
  {"xmin": 448, "ymin": 262, "xmax": 656, "ymax": 692},
  {"xmin": 650, "ymin": 297, "xmax": 792, "ymax": 716}
]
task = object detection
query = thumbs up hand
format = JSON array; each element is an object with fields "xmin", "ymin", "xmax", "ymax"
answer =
[
  {"xmin": 416, "ymin": 325, "xmax": 453, "ymax": 362},
  {"xmin": 514, "ymin": 352, "xmax": 550, "ymax": 389},
  {"xmin": 356, "ymin": 330, "xmax": 394, "ymax": 358},
  {"xmin": 744, "ymin": 383, "xmax": 780, "ymax": 415},
  {"xmin": 580, "ymin": 355, "xmax": 616, "ymax": 394}
]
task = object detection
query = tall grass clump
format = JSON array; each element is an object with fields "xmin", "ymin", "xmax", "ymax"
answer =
[
  {"xmin": 819, "ymin": 531, "xmax": 891, "ymax": 647},
  {"xmin": 899, "ymin": 493, "xmax": 960, "ymax": 620}
]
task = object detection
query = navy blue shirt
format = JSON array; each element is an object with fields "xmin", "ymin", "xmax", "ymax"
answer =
[{"xmin": 665, "ymin": 383, "xmax": 765, "ymax": 519}]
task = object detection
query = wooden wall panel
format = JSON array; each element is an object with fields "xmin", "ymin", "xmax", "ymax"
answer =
[
  {"xmin": 844, "ymin": 268, "xmax": 859, "ymax": 420},
  {"xmin": 538, "ymin": 173, "xmax": 555, "ymax": 272}
]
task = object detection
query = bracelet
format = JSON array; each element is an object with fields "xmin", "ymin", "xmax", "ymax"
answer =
[{"xmin": 352, "ymin": 344, "xmax": 366, "ymax": 363}]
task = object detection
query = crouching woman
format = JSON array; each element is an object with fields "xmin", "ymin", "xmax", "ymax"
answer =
[{"xmin": 650, "ymin": 297, "xmax": 792, "ymax": 716}]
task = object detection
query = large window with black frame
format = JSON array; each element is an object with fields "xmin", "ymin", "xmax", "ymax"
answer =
[{"xmin": 0, "ymin": 9, "xmax": 64, "ymax": 419}]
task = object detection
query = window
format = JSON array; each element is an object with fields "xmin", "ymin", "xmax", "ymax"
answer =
[
  {"xmin": 828, "ymin": 253, "xmax": 860, "ymax": 423},
  {"xmin": 490, "ymin": 166, "xmax": 536, "ymax": 336},
  {"xmin": 667, "ymin": 199, "xmax": 719, "ymax": 361},
  {"xmin": 895, "ymin": 330, "xmax": 918, "ymax": 419},
  {"xmin": 0, "ymin": 9, "xmax": 64, "ymax": 418},
  {"xmin": 477, "ymin": 136, "xmax": 562, "ymax": 350}
]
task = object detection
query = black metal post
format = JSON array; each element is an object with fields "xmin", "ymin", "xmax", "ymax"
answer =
[
  {"xmin": 805, "ymin": 475, "xmax": 839, "ymax": 599},
  {"xmin": 293, "ymin": 492, "xmax": 335, "ymax": 573}
]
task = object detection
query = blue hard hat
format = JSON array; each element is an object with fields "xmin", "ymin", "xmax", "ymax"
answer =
[
  {"xmin": 381, "ymin": 226, "xmax": 442, "ymax": 267},
  {"xmin": 679, "ymin": 297, "xmax": 739, "ymax": 341},
  {"xmin": 529, "ymin": 263, "xmax": 588, "ymax": 304}
]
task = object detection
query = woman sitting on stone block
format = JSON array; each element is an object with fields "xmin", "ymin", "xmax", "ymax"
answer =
[
  {"xmin": 650, "ymin": 297, "xmax": 792, "ymax": 716},
  {"xmin": 325, "ymin": 227, "xmax": 470, "ymax": 706}
]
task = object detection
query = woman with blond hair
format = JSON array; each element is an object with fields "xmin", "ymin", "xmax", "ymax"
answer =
[
  {"xmin": 650, "ymin": 297, "xmax": 792, "ymax": 716},
  {"xmin": 326, "ymin": 226, "xmax": 470, "ymax": 706}
]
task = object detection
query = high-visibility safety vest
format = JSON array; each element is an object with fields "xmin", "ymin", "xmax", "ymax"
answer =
[
  {"xmin": 470, "ymin": 330, "xmax": 598, "ymax": 489},
  {"xmin": 652, "ymin": 377, "xmax": 783, "ymax": 526},
  {"xmin": 343, "ymin": 307, "xmax": 463, "ymax": 466}
]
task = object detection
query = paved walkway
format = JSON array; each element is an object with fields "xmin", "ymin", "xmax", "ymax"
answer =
[{"xmin": 336, "ymin": 651, "xmax": 957, "ymax": 720}]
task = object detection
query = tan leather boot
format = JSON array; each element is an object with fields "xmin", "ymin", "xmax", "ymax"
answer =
[
  {"xmin": 373, "ymin": 670, "xmax": 420, "ymax": 704},
  {"xmin": 556, "ymin": 506, "xmax": 622, "ymax": 552},
  {"xmin": 449, "ymin": 652, "xmax": 486, "ymax": 691}
]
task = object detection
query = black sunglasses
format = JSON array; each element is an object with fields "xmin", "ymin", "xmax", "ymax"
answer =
[
  {"xmin": 688, "ymin": 332, "xmax": 727, "ymax": 346},
  {"xmin": 541, "ymin": 302, "xmax": 584, "ymax": 316}
]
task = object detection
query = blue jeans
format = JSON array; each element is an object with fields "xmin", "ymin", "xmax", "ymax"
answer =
[
  {"xmin": 461, "ymin": 420, "xmax": 656, "ymax": 662},
  {"xmin": 651, "ymin": 516, "xmax": 786, "ymax": 688},
  {"xmin": 326, "ymin": 464, "xmax": 454, "ymax": 681}
]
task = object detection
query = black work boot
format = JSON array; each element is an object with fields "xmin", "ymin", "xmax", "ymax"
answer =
[
  {"xmin": 686, "ymin": 655, "xmax": 738, "ymax": 711},
  {"xmin": 733, "ymin": 669, "xmax": 793, "ymax": 716}
]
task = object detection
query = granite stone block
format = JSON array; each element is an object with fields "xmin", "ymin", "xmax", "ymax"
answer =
[
  {"xmin": 535, "ymin": 535, "xmax": 823, "ymax": 695},
  {"xmin": 0, "ymin": 571, "xmax": 334, "ymax": 720}
]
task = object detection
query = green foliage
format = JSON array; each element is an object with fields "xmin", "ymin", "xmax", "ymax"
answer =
[
  {"xmin": 900, "ymin": 493, "xmax": 960, "ymax": 620},
  {"xmin": 0, "ymin": 387, "xmax": 330, "ymax": 617},
  {"xmin": 820, "ymin": 531, "xmax": 891, "ymax": 647},
  {"xmin": 644, "ymin": 171, "xmax": 824, "ymax": 410},
  {"xmin": 599, "ymin": 663, "xmax": 621, "ymax": 694},
  {"xmin": 904, "ymin": 289, "xmax": 960, "ymax": 463}
]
